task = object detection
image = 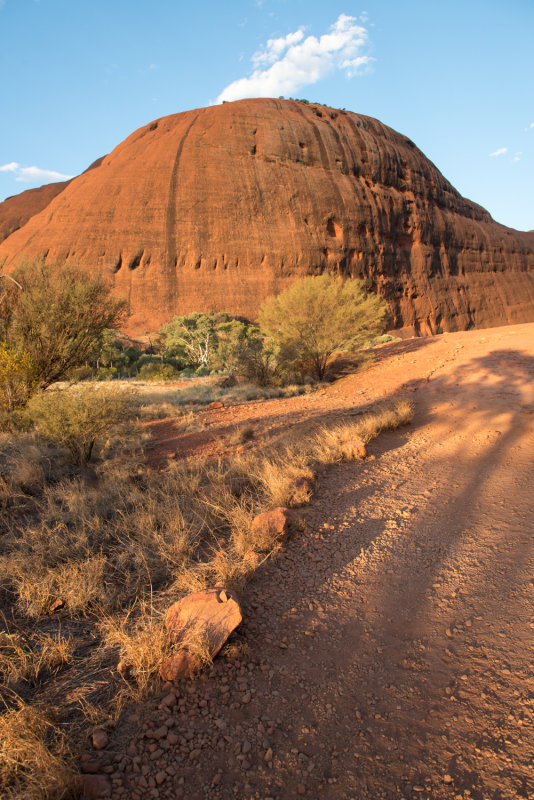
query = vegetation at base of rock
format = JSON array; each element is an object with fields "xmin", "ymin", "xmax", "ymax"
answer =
[
  {"xmin": 259, "ymin": 275, "xmax": 389, "ymax": 380},
  {"xmin": 0, "ymin": 257, "xmax": 126, "ymax": 391}
]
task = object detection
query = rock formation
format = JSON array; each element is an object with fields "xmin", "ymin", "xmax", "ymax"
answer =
[
  {"xmin": 0, "ymin": 98, "xmax": 532, "ymax": 336},
  {"xmin": 0, "ymin": 157, "xmax": 104, "ymax": 245}
]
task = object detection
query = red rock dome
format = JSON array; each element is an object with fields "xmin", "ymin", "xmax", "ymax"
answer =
[{"xmin": 1, "ymin": 98, "xmax": 533, "ymax": 335}]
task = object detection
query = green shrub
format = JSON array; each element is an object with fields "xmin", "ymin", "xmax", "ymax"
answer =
[
  {"xmin": 25, "ymin": 386, "xmax": 133, "ymax": 464},
  {"xmin": 2, "ymin": 258, "xmax": 126, "ymax": 389},
  {"xmin": 67, "ymin": 365, "xmax": 94, "ymax": 382},
  {"xmin": 259, "ymin": 275, "xmax": 388, "ymax": 380},
  {"xmin": 94, "ymin": 366, "xmax": 118, "ymax": 381},
  {"xmin": 0, "ymin": 344, "xmax": 36, "ymax": 414},
  {"xmin": 138, "ymin": 363, "xmax": 179, "ymax": 382}
]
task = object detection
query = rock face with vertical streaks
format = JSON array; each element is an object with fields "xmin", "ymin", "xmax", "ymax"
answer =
[{"xmin": 0, "ymin": 98, "xmax": 532, "ymax": 335}]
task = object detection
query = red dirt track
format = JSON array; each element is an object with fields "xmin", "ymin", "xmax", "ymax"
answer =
[{"xmin": 83, "ymin": 323, "xmax": 534, "ymax": 800}]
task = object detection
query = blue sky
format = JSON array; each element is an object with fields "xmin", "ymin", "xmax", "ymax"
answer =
[{"xmin": 0, "ymin": 0, "xmax": 532, "ymax": 230}]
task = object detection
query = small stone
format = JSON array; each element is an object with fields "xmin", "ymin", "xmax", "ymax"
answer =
[
  {"xmin": 160, "ymin": 693, "xmax": 176, "ymax": 709},
  {"xmin": 297, "ymin": 783, "xmax": 306, "ymax": 795},
  {"xmin": 155, "ymin": 771, "xmax": 166, "ymax": 785},
  {"xmin": 264, "ymin": 747, "xmax": 273, "ymax": 762},
  {"xmin": 154, "ymin": 725, "xmax": 168, "ymax": 740},
  {"xmin": 92, "ymin": 729, "xmax": 109, "ymax": 751},
  {"xmin": 209, "ymin": 401, "xmax": 224, "ymax": 409},
  {"xmin": 443, "ymin": 774, "xmax": 453, "ymax": 784},
  {"xmin": 251, "ymin": 508, "xmax": 290, "ymax": 547},
  {"xmin": 81, "ymin": 774, "xmax": 112, "ymax": 798},
  {"xmin": 189, "ymin": 748, "xmax": 202, "ymax": 760}
]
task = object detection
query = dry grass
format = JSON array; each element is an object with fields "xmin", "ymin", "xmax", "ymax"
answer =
[
  {"xmin": 0, "ymin": 702, "xmax": 78, "ymax": 799},
  {"xmin": 253, "ymin": 451, "xmax": 315, "ymax": 508},
  {"xmin": 311, "ymin": 397, "xmax": 414, "ymax": 464},
  {"xmin": 99, "ymin": 601, "xmax": 172, "ymax": 701},
  {"xmin": 0, "ymin": 386, "xmax": 413, "ymax": 799},
  {"xmin": 0, "ymin": 628, "xmax": 74, "ymax": 687}
]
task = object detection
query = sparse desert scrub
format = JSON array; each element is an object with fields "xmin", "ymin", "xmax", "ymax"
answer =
[
  {"xmin": 253, "ymin": 449, "xmax": 316, "ymax": 508},
  {"xmin": 0, "ymin": 387, "xmax": 413, "ymax": 799},
  {"xmin": 23, "ymin": 385, "xmax": 135, "ymax": 464}
]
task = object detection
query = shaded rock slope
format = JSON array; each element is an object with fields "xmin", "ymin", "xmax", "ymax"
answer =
[{"xmin": 0, "ymin": 98, "xmax": 533, "ymax": 335}]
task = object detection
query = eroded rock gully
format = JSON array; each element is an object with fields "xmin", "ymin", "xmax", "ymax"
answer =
[
  {"xmin": 80, "ymin": 323, "xmax": 534, "ymax": 800},
  {"xmin": 0, "ymin": 99, "xmax": 533, "ymax": 336}
]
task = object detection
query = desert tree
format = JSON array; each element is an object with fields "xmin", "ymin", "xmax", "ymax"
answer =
[
  {"xmin": 258, "ymin": 274, "xmax": 388, "ymax": 380},
  {"xmin": 2, "ymin": 257, "xmax": 127, "ymax": 389}
]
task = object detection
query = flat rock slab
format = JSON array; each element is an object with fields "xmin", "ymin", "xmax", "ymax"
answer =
[{"xmin": 160, "ymin": 587, "xmax": 242, "ymax": 680}]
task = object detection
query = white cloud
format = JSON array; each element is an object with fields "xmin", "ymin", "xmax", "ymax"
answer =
[
  {"xmin": 490, "ymin": 147, "xmax": 508, "ymax": 157},
  {"xmin": 216, "ymin": 13, "xmax": 372, "ymax": 104},
  {"xmin": 513, "ymin": 152, "xmax": 522, "ymax": 162},
  {"xmin": 0, "ymin": 162, "xmax": 73, "ymax": 183}
]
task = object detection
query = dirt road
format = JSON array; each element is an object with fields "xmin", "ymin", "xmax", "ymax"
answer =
[{"xmin": 82, "ymin": 323, "xmax": 534, "ymax": 800}]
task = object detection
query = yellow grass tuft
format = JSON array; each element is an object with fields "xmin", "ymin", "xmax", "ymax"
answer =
[{"xmin": 0, "ymin": 702, "xmax": 78, "ymax": 800}]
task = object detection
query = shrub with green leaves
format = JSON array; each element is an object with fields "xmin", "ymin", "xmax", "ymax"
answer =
[
  {"xmin": 2, "ymin": 258, "xmax": 126, "ymax": 389},
  {"xmin": 138, "ymin": 362, "xmax": 180, "ymax": 382},
  {"xmin": 259, "ymin": 275, "xmax": 389, "ymax": 380},
  {"xmin": 0, "ymin": 344, "xmax": 36, "ymax": 413},
  {"xmin": 25, "ymin": 386, "xmax": 133, "ymax": 464}
]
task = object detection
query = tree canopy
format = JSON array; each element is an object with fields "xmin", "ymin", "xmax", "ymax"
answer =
[
  {"xmin": 1, "ymin": 258, "xmax": 127, "ymax": 389},
  {"xmin": 258, "ymin": 275, "xmax": 388, "ymax": 380}
]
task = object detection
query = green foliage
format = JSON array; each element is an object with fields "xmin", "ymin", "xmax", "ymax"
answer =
[
  {"xmin": 94, "ymin": 366, "xmax": 118, "ymax": 381},
  {"xmin": 24, "ymin": 386, "xmax": 133, "ymax": 464},
  {"xmin": 215, "ymin": 319, "xmax": 265, "ymax": 376},
  {"xmin": 0, "ymin": 344, "xmax": 37, "ymax": 413},
  {"xmin": 258, "ymin": 275, "xmax": 388, "ymax": 380},
  {"xmin": 159, "ymin": 312, "xmax": 267, "ymax": 376},
  {"xmin": 138, "ymin": 362, "xmax": 179, "ymax": 382},
  {"xmin": 3, "ymin": 258, "xmax": 127, "ymax": 389},
  {"xmin": 159, "ymin": 313, "xmax": 219, "ymax": 368}
]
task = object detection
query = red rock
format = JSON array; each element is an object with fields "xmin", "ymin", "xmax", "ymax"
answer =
[
  {"xmin": 91, "ymin": 729, "xmax": 108, "ymax": 750},
  {"xmin": 80, "ymin": 773, "xmax": 111, "ymax": 799},
  {"xmin": 159, "ymin": 587, "xmax": 242, "ymax": 680},
  {"xmin": 208, "ymin": 401, "xmax": 224, "ymax": 409},
  {"xmin": 0, "ymin": 157, "xmax": 104, "ymax": 244},
  {"xmin": 0, "ymin": 99, "xmax": 532, "ymax": 337},
  {"xmin": 159, "ymin": 648, "xmax": 198, "ymax": 682},
  {"xmin": 340, "ymin": 439, "xmax": 367, "ymax": 460},
  {"xmin": 251, "ymin": 507, "xmax": 291, "ymax": 547}
]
